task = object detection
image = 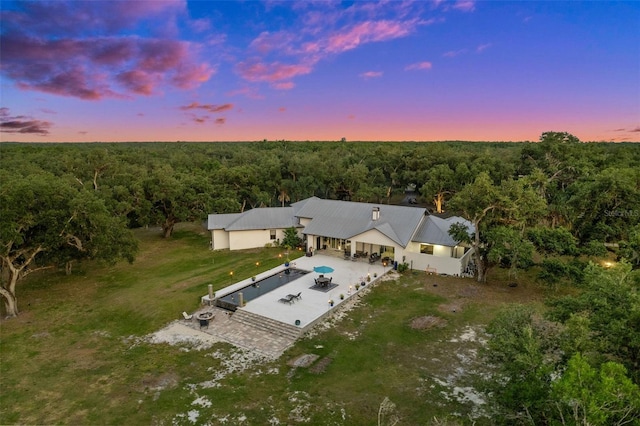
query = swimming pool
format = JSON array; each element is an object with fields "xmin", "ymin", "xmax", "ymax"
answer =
[{"xmin": 216, "ymin": 268, "xmax": 309, "ymax": 311}]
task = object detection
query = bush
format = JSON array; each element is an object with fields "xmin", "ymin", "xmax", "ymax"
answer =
[{"xmin": 581, "ymin": 240, "xmax": 607, "ymax": 257}]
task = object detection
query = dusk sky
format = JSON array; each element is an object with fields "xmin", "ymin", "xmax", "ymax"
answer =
[{"xmin": 0, "ymin": 1, "xmax": 638, "ymax": 143}]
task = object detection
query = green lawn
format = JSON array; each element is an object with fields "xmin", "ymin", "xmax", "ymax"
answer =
[{"xmin": 1, "ymin": 223, "xmax": 546, "ymax": 425}]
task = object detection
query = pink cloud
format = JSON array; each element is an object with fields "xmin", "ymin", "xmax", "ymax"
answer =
[
  {"xmin": 180, "ymin": 102, "xmax": 233, "ymax": 113},
  {"xmin": 249, "ymin": 31, "xmax": 296, "ymax": 55},
  {"xmin": 215, "ymin": 118, "xmax": 226, "ymax": 125},
  {"xmin": 453, "ymin": 1, "xmax": 476, "ymax": 12},
  {"xmin": 0, "ymin": 107, "xmax": 52, "ymax": 135},
  {"xmin": 117, "ymin": 70, "xmax": 156, "ymax": 95},
  {"xmin": 360, "ymin": 71, "xmax": 383, "ymax": 79},
  {"xmin": 235, "ymin": 4, "xmax": 431, "ymax": 89},
  {"xmin": 631, "ymin": 127, "xmax": 640, "ymax": 133},
  {"xmin": 476, "ymin": 43, "xmax": 492, "ymax": 53},
  {"xmin": 326, "ymin": 20, "xmax": 413, "ymax": 54},
  {"xmin": 0, "ymin": 2, "xmax": 212, "ymax": 100},
  {"xmin": 2, "ymin": 1, "xmax": 186, "ymax": 38},
  {"xmin": 237, "ymin": 61, "xmax": 312, "ymax": 83},
  {"xmin": 405, "ymin": 61, "xmax": 433, "ymax": 71},
  {"xmin": 278, "ymin": 107, "xmax": 286, "ymax": 112}
]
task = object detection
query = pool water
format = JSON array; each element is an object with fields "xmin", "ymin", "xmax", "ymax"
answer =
[{"xmin": 216, "ymin": 268, "xmax": 309, "ymax": 311}]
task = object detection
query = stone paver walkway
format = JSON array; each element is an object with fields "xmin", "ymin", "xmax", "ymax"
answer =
[{"xmin": 181, "ymin": 307, "xmax": 296, "ymax": 358}]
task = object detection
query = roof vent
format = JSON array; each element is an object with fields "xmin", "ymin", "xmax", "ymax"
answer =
[{"xmin": 372, "ymin": 207, "xmax": 380, "ymax": 221}]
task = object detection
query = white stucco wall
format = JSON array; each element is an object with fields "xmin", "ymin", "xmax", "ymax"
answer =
[
  {"xmin": 299, "ymin": 217, "xmax": 312, "ymax": 227},
  {"xmin": 211, "ymin": 229, "xmax": 230, "ymax": 250},
  {"xmin": 227, "ymin": 228, "xmax": 294, "ymax": 250},
  {"xmin": 403, "ymin": 252, "xmax": 463, "ymax": 276},
  {"xmin": 405, "ymin": 241, "xmax": 452, "ymax": 258}
]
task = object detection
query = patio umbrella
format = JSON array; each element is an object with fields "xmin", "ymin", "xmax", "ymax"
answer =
[{"xmin": 313, "ymin": 265, "xmax": 334, "ymax": 274}]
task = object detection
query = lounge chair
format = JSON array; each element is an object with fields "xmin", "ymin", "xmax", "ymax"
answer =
[
  {"xmin": 287, "ymin": 292, "xmax": 302, "ymax": 301},
  {"xmin": 182, "ymin": 311, "xmax": 193, "ymax": 321},
  {"xmin": 278, "ymin": 295, "xmax": 295, "ymax": 304}
]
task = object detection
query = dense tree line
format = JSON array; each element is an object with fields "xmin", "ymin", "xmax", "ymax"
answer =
[
  {"xmin": 484, "ymin": 262, "xmax": 640, "ymax": 424},
  {"xmin": 1, "ymin": 134, "xmax": 639, "ymax": 316}
]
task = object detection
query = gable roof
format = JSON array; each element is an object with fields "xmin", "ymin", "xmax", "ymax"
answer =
[
  {"xmin": 292, "ymin": 197, "xmax": 426, "ymax": 247},
  {"xmin": 208, "ymin": 207, "xmax": 299, "ymax": 231},
  {"xmin": 412, "ymin": 215, "xmax": 475, "ymax": 247}
]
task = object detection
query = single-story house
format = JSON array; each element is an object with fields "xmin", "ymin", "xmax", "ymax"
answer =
[{"xmin": 207, "ymin": 197, "xmax": 475, "ymax": 276}]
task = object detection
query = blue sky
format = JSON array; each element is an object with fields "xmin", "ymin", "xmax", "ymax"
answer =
[{"xmin": 1, "ymin": 0, "xmax": 638, "ymax": 142}]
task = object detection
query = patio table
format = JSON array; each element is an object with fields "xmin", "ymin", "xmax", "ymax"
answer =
[{"xmin": 317, "ymin": 277, "xmax": 330, "ymax": 287}]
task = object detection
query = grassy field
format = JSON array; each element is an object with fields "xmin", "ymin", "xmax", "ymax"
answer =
[{"xmin": 0, "ymin": 223, "xmax": 547, "ymax": 425}]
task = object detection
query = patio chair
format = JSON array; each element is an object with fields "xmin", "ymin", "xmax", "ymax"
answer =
[
  {"xmin": 288, "ymin": 292, "xmax": 302, "ymax": 301},
  {"xmin": 329, "ymin": 277, "xmax": 333, "ymax": 283},
  {"xmin": 278, "ymin": 295, "xmax": 295, "ymax": 304},
  {"xmin": 182, "ymin": 311, "xmax": 193, "ymax": 321}
]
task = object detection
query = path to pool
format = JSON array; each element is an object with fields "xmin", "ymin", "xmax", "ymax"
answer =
[{"xmin": 171, "ymin": 254, "xmax": 390, "ymax": 358}]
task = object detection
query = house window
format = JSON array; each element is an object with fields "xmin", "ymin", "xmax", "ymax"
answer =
[
  {"xmin": 270, "ymin": 229, "xmax": 276, "ymax": 240},
  {"xmin": 420, "ymin": 244, "xmax": 434, "ymax": 255}
]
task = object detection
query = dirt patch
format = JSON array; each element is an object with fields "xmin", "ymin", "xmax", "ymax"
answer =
[
  {"xmin": 410, "ymin": 315, "xmax": 448, "ymax": 330},
  {"xmin": 309, "ymin": 356, "xmax": 332, "ymax": 374},
  {"xmin": 141, "ymin": 371, "xmax": 180, "ymax": 392},
  {"xmin": 288, "ymin": 353, "xmax": 320, "ymax": 368},
  {"xmin": 438, "ymin": 299, "xmax": 466, "ymax": 314},
  {"xmin": 422, "ymin": 273, "xmax": 542, "ymax": 306}
]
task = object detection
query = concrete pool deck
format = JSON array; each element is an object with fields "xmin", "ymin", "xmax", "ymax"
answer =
[
  {"xmin": 166, "ymin": 254, "xmax": 392, "ymax": 358},
  {"xmin": 240, "ymin": 254, "xmax": 388, "ymax": 329}
]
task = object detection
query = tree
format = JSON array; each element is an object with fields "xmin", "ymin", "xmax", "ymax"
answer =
[
  {"xmin": 448, "ymin": 172, "xmax": 506, "ymax": 282},
  {"xmin": 419, "ymin": 164, "xmax": 455, "ymax": 213},
  {"xmin": 551, "ymin": 353, "xmax": 640, "ymax": 425},
  {"xmin": 619, "ymin": 224, "xmax": 640, "ymax": 267},
  {"xmin": 143, "ymin": 167, "xmax": 214, "ymax": 238},
  {"xmin": 546, "ymin": 262, "xmax": 640, "ymax": 381},
  {"xmin": 281, "ymin": 227, "xmax": 302, "ymax": 250},
  {"xmin": 526, "ymin": 226, "xmax": 578, "ymax": 256},
  {"xmin": 568, "ymin": 167, "xmax": 640, "ymax": 243},
  {"xmin": 483, "ymin": 305, "xmax": 561, "ymax": 424},
  {"xmin": 0, "ymin": 173, "xmax": 137, "ymax": 317},
  {"xmin": 486, "ymin": 226, "xmax": 534, "ymax": 282}
]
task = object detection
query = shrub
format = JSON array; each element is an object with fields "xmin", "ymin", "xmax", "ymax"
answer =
[{"xmin": 397, "ymin": 262, "xmax": 409, "ymax": 273}]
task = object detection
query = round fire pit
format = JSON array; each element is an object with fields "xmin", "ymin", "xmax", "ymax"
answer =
[{"xmin": 197, "ymin": 312, "xmax": 214, "ymax": 320}]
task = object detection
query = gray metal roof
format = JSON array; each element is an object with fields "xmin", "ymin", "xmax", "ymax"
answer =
[
  {"xmin": 208, "ymin": 197, "xmax": 472, "ymax": 248},
  {"xmin": 412, "ymin": 215, "xmax": 475, "ymax": 246},
  {"xmin": 292, "ymin": 197, "xmax": 427, "ymax": 247},
  {"xmin": 208, "ymin": 207, "xmax": 299, "ymax": 231},
  {"xmin": 208, "ymin": 213, "xmax": 242, "ymax": 230}
]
